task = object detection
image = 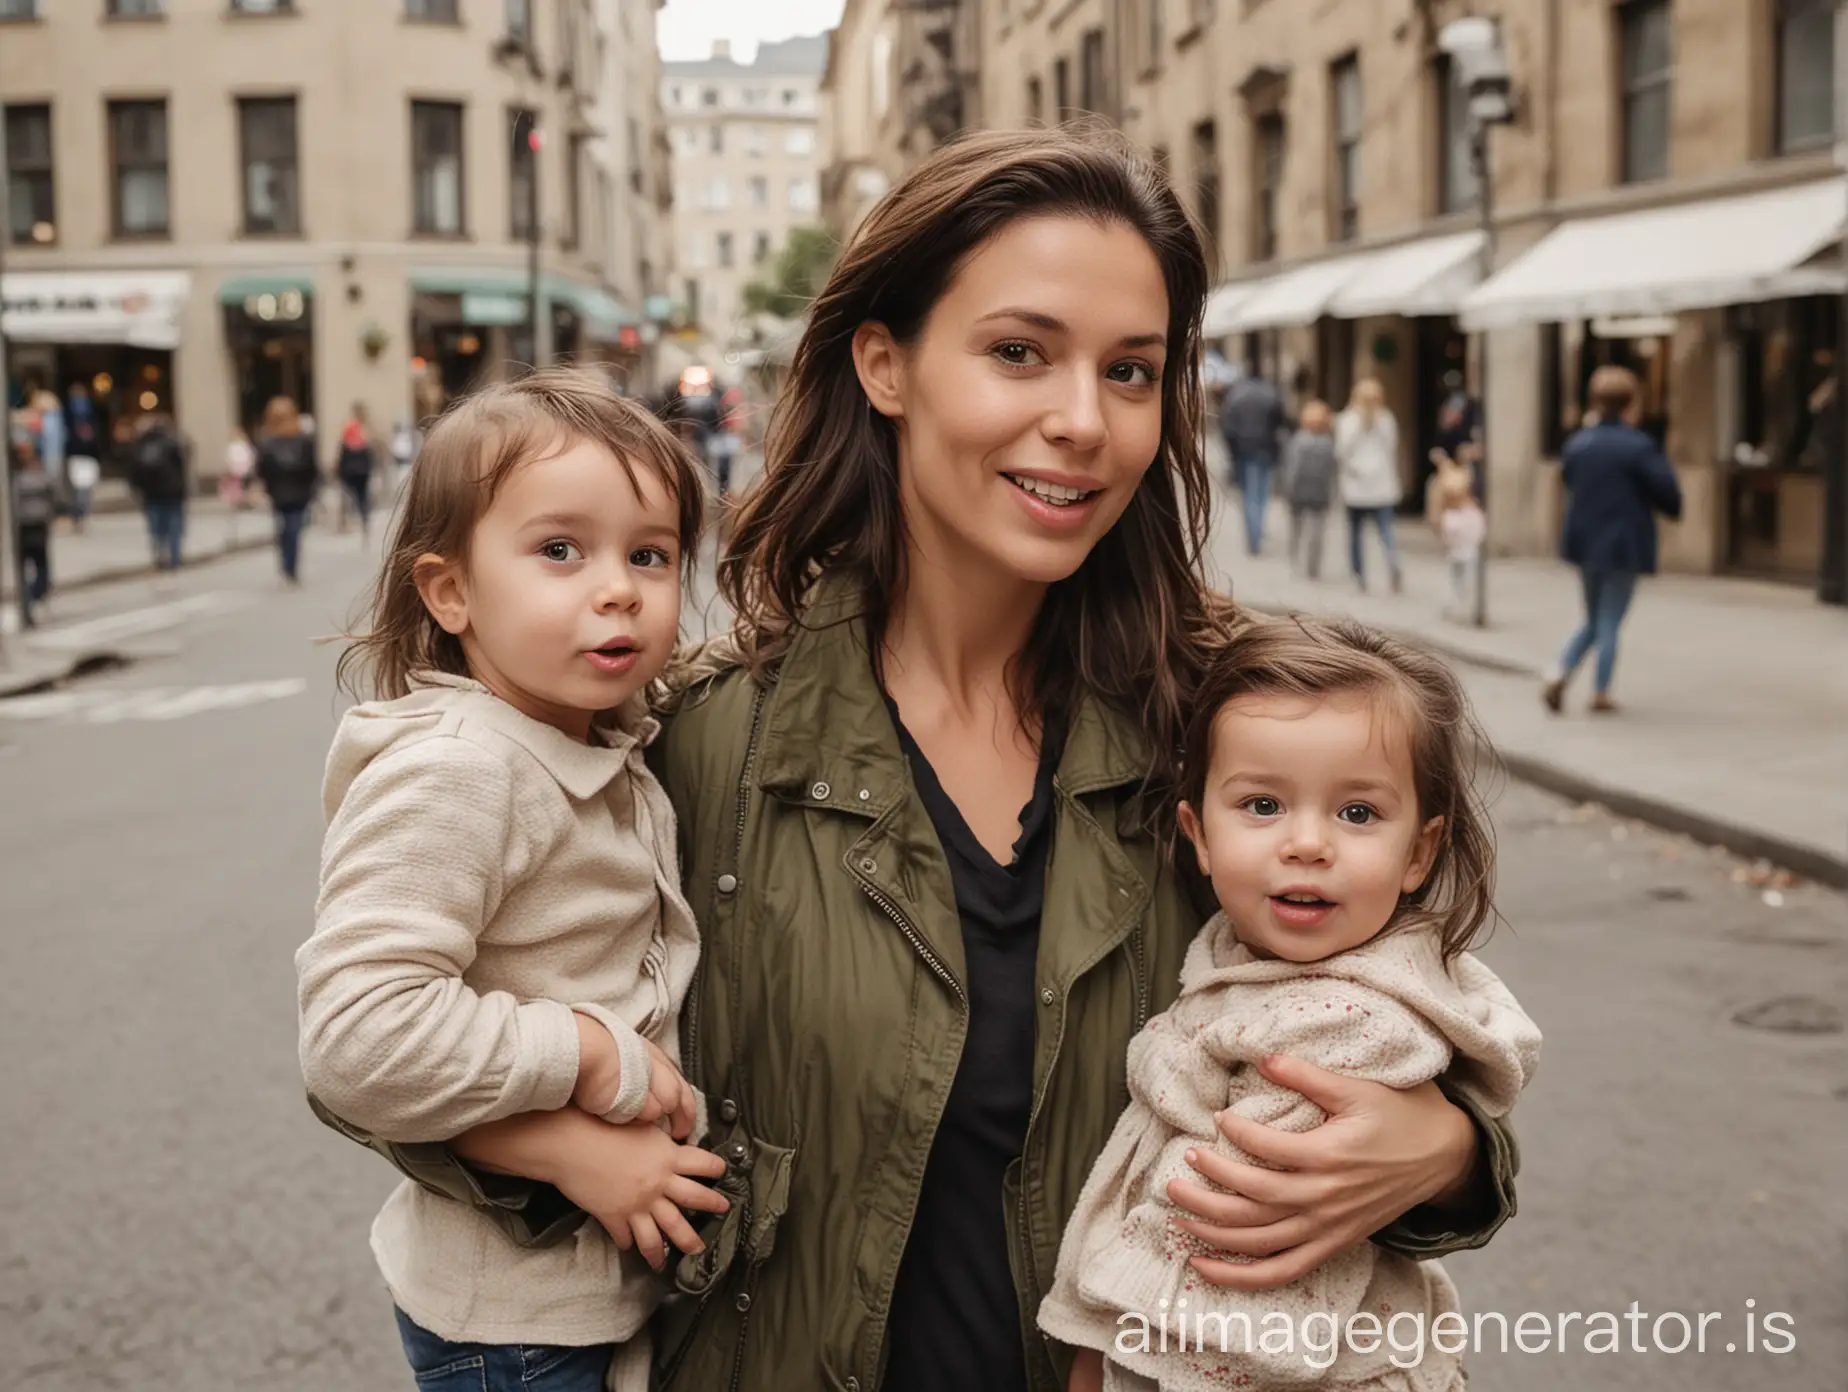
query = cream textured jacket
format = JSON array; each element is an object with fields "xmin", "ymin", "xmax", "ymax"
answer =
[
  {"xmin": 297, "ymin": 673, "xmax": 700, "ymax": 1349},
  {"xmin": 1039, "ymin": 914, "xmax": 1540, "ymax": 1392}
]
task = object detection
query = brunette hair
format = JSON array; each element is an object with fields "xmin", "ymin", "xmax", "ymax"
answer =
[
  {"xmin": 1182, "ymin": 616, "xmax": 1497, "ymax": 960},
  {"xmin": 719, "ymin": 124, "xmax": 1231, "ymax": 823},
  {"xmin": 1587, "ymin": 365, "xmax": 1640, "ymax": 420},
  {"xmin": 261, "ymin": 396, "xmax": 302, "ymax": 438},
  {"xmin": 337, "ymin": 367, "xmax": 705, "ymax": 703}
]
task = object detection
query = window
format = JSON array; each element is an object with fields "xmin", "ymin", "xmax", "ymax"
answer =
[
  {"xmin": 785, "ymin": 126, "xmax": 814, "ymax": 156},
  {"xmin": 705, "ymin": 175, "xmax": 730, "ymax": 210},
  {"xmin": 744, "ymin": 124, "xmax": 766, "ymax": 156},
  {"xmin": 505, "ymin": 0, "xmax": 532, "ymax": 44},
  {"xmin": 749, "ymin": 175, "xmax": 768, "ymax": 208},
  {"xmin": 700, "ymin": 87, "xmax": 719, "ymax": 108},
  {"xmin": 405, "ymin": 0, "xmax": 458, "ymax": 20},
  {"xmin": 509, "ymin": 109, "xmax": 538, "ymax": 239},
  {"xmin": 109, "ymin": 99, "xmax": 169, "ymax": 238},
  {"xmin": 1191, "ymin": 119, "xmax": 1220, "ymax": 268},
  {"xmin": 670, "ymin": 85, "xmax": 683, "ymax": 108},
  {"xmin": 787, "ymin": 176, "xmax": 816, "ymax": 214},
  {"xmin": 1777, "ymin": 0, "xmax": 1836, "ymax": 153},
  {"xmin": 683, "ymin": 277, "xmax": 700, "ymax": 325},
  {"xmin": 1539, "ymin": 323, "xmax": 1567, "ymax": 458},
  {"xmin": 230, "ymin": 0, "xmax": 295, "ymax": 10},
  {"xmin": 412, "ymin": 100, "xmax": 465, "ymax": 235},
  {"xmin": 109, "ymin": 0, "xmax": 164, "ymax": 15},
  {"xmin": 1329, "ymin": 55, "xmax": 1362, "ymax": 241},
  {"xmin": 1186, "ymin": 0, "xmax": 1214, "ymax": 31},
  {"xmin": 717, "ymin": 231, "xmax": 734, "ymax": 268},
  {"xmin": 744, "ymin": 87, "xmax": 768, "ymax": 108},
  {"xmin": 1054, "ymin": 57, "xmax": 1071, "ymax": 118},
  {"xmin": 0, "ymin": 0, "xmax": 38, "ymax": 16},
  {"xmin": 1027, "ymin": 76, "xmax": 1043, "ymax": 124},
  {"xmin": 709, "ymin": 123, "xmax": 724, "ymax": 154},
  {"xmin": 238, "ymin": 97, "xmax": 299, "ymax": 235},
  {"xmin": 752, "ymin": 230, "xmax": 771, "ymax": 263},
  {"xmin": 1434, "ymin": 54, "xmax": 1480, "ymax": 214},
  {"xmin": 627, "ymin": 117, "xmax": 642, "ymax": 193},
  {"xmin": 564, "ymin": 132, "xmax": 585, "ymax": 248},
  {"xmin": 4, "ymin": 104, "xmax": 54, "ymax": 245},
  {"xmin": 1079, "ymin": 28, "xmax": 1107, "ymax": 114},
  {"xmin": 1619, "ymin": 0, "xmax": 1673, "ymax": 184},
  {"xmin": 1133, "ymin": 0, "xmax": 1162, "ymax": 72},
  {"xmin": 675, "ymin": 126, "xmax": 700, "ymax": 154},
  {"xmin": 1252, "ymin": 111, "xmax": 1284, "ymax": 262},
  {"xmin": 781, "ymin": 88, "xmax": 801, "ymax": 108}
]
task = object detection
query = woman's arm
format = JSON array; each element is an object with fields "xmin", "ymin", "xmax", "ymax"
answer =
[{"xmin": 1166, "ymin": 1053, "xmax": 1508, "ymax": 1291}]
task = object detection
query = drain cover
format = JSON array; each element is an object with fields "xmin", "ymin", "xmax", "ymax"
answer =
[{"xmin": 1732, "ymin": 997, "xmax": 1844, "ymax": 1036}]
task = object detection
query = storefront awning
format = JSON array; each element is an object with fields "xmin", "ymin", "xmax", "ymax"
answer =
[
  {"xmin": 1221, "ymin": 252, "xmax": 1375, "ymax": 332},
  {"xmin": 1, "ymin": 270, "xmax": 191, "ymax": 349},
  {"xmin": 216, "ymin": 271, "xmax": 315, "ymax": 303},
  {"xmin": 411, "ymin": 267, "xmax": 634, "ymax": 338},
  {"xmin": 1202, "ymin": 283, "xmax": 1255, "ymax": 337},
  {"xmin": 1460, "ymin": 178, "xmax": 1848, "ymax": 330},
  {"xmin": 1328, "ymin": 230, "xmax": 1484, "ymax": 319},
  {"xmin": 561, "ymin": 283, "xmax": 635, "ymax": 342}
]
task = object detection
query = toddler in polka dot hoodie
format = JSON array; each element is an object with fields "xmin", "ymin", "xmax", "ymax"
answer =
[{"xmin": 1039, "ymin": 617, "xmax": 1541, "ymax": 1392}]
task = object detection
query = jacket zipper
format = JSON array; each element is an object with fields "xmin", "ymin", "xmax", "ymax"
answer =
[
  {"xmin": 855, "ymin": 872, "xmax": 965, "ymax": 1005},
  {"xmin": 726, "ymin": 1202, "xmax": 758, "ymax": 1392}
]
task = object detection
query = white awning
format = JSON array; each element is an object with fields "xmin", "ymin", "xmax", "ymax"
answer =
[
  {"xmin": 1460, "ymin": 178, "xmax": 1847, "ymax": 329},
  {"xmin": 1222, "ymin": 251, "xmax": 1375, "ymax": 332},
  {"xmin": 1328, "ymin": 230, "xmax": 1485, "ymax": 318},
  {"xmin": 1202, "ymin": 283, "xmax": 1254, "ymax": 337},
  {"xmin": 0, "ymin": 270, "xmax": 192, "ymax": 349}
]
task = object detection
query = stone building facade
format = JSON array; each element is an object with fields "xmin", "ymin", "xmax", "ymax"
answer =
[{"xmin": 1, "ymin": 0, "xmax": 669, "ymax": 481}]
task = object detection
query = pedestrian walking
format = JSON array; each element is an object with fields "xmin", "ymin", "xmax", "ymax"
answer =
[
  {"xmin": 221, "ymin": 428, "xmax": 257, "ymax": 510},
  {"xmin": 1432, "ymin": 451, "xmax": 1487, "ymax": 621},
  {"xmin": 10, "ymin": 433, "xmax": 57, "ymax": 625},
  {"xmin": 129, "ymin": 414, "xmax": 190, "ymax": 571},
  {"xmin": 1542, "ymin": 365, "xmax": 1683, "ymax": 715},
  {"xmin": 298, "ymin": 369, "xmax": 719, "ymax": 1392},
  {"xmin": 1278, "ymin": 397, "xmax": 1337, "ymax": 579},
  {"xmin": 28, "ymin": 385, "xmax": 66, "ymax": 497},
  {"xmin": 708, "ymin": 385, "xmax": 743, "ymax": 496},
  {"xmin": 1217, "ymin": 366, "xmax": 1286, "ymax": 554},
  {"xmin": 307, "ymin": 129, "xmax": 1514, "ymax": 1392},
  {"xmin": 1041, "ymin": 617, "xmax": 1538, "ymax": 1392},
  {"xmin": 390, "ymin": 417, "xmax": 420, "ymax": 490},
  {"xmin": 64, "ymin": 380, "xmax": 103, "ymax": 530},
  {"xmin": 1336, "ymin": 377, "xmax": 1404, "ymax": 593},
  {"xmin": 254, "ymin": 396, "xmax": 319, "ymax": 584},
  {"xmin": 335, "ymin": 404, "xmax": 379, "ymax": 540}
]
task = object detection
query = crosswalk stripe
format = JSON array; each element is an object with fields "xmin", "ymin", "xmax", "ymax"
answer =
[
  {"xmin": 0, "ymin": 678, "xmax": 307, "ymax": 724},
  {"xmin": 5, "ymin": 592, "xmax": 254, "ymax": 649}
]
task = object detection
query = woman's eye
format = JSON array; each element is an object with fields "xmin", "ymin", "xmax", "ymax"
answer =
[
  {"xmin": 1241, "ymin": 796, "xmax": 1282, "ymax": 818},
  {"xmin": 1338, "ymin": 803, "xmax": 1378, "ymax": 825},
  {"xmin": 631, "ymin": 546, "xmax": 674, "ymax": 568},
  {"xmin": 1107, "ymin": 360, "xmax": 1159, "ymax": 388},
  {"xmin": 539, "ymin": 539, "xmax": 582, "ymax": 563},
  {"xmin": 992, "ymin": 341, "xmax": 1045, "ymax": 369}
]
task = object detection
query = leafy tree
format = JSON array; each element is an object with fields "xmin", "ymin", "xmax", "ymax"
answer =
[{"xmin": 740, "ymin": 226, "xmax": 838, "ymax": 321}]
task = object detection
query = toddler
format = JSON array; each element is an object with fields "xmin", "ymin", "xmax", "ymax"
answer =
[
  {"xmin": 1429, "ymin": 447, "xmax": 1486, "ymax": 622},
  {"xmin": 297, "ymin": 369, "xmax": 725, "ymax": 1392},
  {"xmin": 1041, "ymin": 616, "xmax": 1540, "ymax": 1391},
  {"xmin": 1279, "ymin": 400, "xmax": 1338, "ymax": 580}
]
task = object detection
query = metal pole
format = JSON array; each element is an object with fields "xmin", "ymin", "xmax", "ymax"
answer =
[
  {"xmin": 0, "ymin": 147, "xmax": 18, "ymax": 659},
  {"xmin": 526, "ymin": 112, "xmax": 543, "ymax": 370},
  {"xmin": 1820, "ymin": 0, "xmax": 1848, "ymax": 605},
  {"xmin": 1471, "ymin": 119, "xmax": 1494, "ymax": 628}
]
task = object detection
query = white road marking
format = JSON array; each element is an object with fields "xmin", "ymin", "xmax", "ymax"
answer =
[
  {"xmin": 0, "ymin": 678, "xmax": 307, "ymax": 724},
  {"xmin": 6, "ymin": 592, "xmax": 255, "ymax": 649}
]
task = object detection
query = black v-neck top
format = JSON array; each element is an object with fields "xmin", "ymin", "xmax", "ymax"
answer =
[{"xmin": 880, "ymin": 695, "xmax": 1065, "ymax": 1392}]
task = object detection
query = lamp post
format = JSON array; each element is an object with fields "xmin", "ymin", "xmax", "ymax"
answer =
[
  {"xmin": 1821, "ymin": 0, "xmax": 1848, "ymax": 605},
  {"xmin": 1440, "ymin": 17, "xmax": 1517, "ymax": 629},
  {"xmin": 0, "ymin": 131, "xmax": 17, "ymax": 658},
  {"xmin": 521, "ymin": 110, "xmax": 544, "ymax": 369}
]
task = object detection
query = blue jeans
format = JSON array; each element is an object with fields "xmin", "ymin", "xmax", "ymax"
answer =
[
  {"xmin": 145, "ymin": 500, "xmax": 185, "ymax": 570},
  {"xmin": 1346, "ymin": 505, "xmax": 1401, "ymax": 588},
  {"xmin": 393, "ymin": 1309, "xmax": 616, "ymax": 1392},
  {"xmin": 1236, "ymin": 451, "xmax": 1276, "ymax": 555},
  {"xmin": 1557, "ymin": 567, "xmax": 1638, "ymax": 695},
  {"xmin": 274, "ymin": 506, "xmax": 308, "ymax": 580}
]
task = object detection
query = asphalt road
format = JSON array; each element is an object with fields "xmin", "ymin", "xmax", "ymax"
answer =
[{"xmin": 0, "ymin": 518, "xmax": 1842, "ymax": 1391}]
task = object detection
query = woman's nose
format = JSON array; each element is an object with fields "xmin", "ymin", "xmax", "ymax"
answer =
[{"xmin": 1046, "ymin": 372, "xmax": 1108, "ymax": 450}]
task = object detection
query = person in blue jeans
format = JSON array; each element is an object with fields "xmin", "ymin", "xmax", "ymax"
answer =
[
  {"xmin": 1217, "ymin": 369, "xmax": 1286, "ymax": 555},
  {"xmin": 1543, "ymin": 365, "xmax": 1683, "ymax": 714},
  {"xmin": 128, "ymin": 415, "xmax": 190, "ymax": 571},
  {"xmin": 253, "ymin": 395, "xmax": 321, "ymax": 584}
]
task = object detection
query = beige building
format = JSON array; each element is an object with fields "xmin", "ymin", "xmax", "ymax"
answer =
[
  {"xmin": 962, "ymin": 1, "xmax": 1848, "ymax": 591},
  {"xmin": 660, "ymin": 35, "xmax": 826, "ymax": 362},
  {"xmin": 1, "ymin": 0, "xmax": 668, "ymax": 482}
]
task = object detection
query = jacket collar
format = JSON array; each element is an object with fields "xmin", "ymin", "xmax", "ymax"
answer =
[
  {"xmin": 411, "ymin": 669, "xmax": 659, "ymax": 801},
  {"xmin": 753, "ymin": 571, "xmax": 1152, "ymax": 805}
]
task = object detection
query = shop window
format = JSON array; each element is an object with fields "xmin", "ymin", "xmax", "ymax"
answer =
[
  {"xmin": 1619, "ymin": 0, "xmax": 1673, "ymax": 184},
  {"xmin": 1329, "ymin": 54, "xmax": 1362, "ymax": 241},
  {"xmin": 1776, "ymin": 0, "xmax": 1836, "ymax": 153},
  {"xmin": 412, "ymin": 100, "xmax": 465, "ymax": 236},
  {"xmin": 239, "ymin": 97, "xmax": 299, "ymax": 236},
  {"xmin": 1252, "ymin": 111, "xmax": 1284, "ymax": 262},
  {"xmin": 4, "ymin": 104, "xmax": 55, "ymax": 245},
  {"xmin": 109, "ymin": 99, "xmax": 169, "ymax": 239}
]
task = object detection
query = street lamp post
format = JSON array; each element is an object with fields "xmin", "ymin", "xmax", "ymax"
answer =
[
  {"xmin": 0, "ymin": 132, "xmax": 18, "ymax": 660},
  {"xmin": 1441, "ymin": 18, "xmax": 1516, "ymax": 629},
  {"xmin": 523, "ymin": 111, "xmax": 544, "ymax": 369}
]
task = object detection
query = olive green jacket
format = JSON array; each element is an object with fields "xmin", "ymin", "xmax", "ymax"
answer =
[{"xmin": 315, "ymin": 575, "xmax": 1519, "ymax": 1392}]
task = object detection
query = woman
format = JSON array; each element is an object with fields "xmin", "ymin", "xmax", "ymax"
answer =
[
  {"xmin": 322, "ymin": 130, "xmax": 1515, "ymax": 1391},
  {"xmin": 253, "ymin": 395, "xmax": 319, "ymax": 584},
  {"xmin": 335, "ymin": 402, "xmax": 379, "ymax": 540},
  {"xmin": 1336, "ymin": 377, "xmax": 1404, "ymax": 594}
]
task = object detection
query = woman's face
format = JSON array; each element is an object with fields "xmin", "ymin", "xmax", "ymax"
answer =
[{"xmin": 857, "ymin": 214, "xmax": 1171, "ymax": 591}]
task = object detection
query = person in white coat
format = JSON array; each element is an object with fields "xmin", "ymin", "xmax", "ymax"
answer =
[{"xmin": 1335, "ymin": 377, "xmax": 1405, "ymax": 593}]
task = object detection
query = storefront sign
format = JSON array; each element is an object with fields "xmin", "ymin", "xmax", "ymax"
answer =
[{"xmin": 0, "ymin": 271, "xmax": 191, "ymax": 349}]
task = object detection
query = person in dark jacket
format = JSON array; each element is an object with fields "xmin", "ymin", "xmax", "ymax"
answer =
[
  {"xmin": 10, "ymin": 433, "xmax": 57, "ymax": 625},
  {"xmin": 335, "ymin": 403, "xmax": 379, "ymax": 541},
  {"xmin": 1278, "ymin": 398, "xmax": 1338, "ymax": 578},
  {"xmin": 1217, "ymin": 369, "xmax": 1287, "ymax": 555},
  {"xmin": 254, "ymin": 395, "xmax": 320, "ymax": 584},
  {"xmin": 129, "ymin": 414, "xmax": 191, "ymax": 571},
  {"xmin": 1543, "ymin": 366, "xmax": 1683, "ymax": 714}
]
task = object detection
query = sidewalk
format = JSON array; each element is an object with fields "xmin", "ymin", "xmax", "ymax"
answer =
[{"xmin": 1207, "ymin": 488, "xmax": 1848, "ymax": 886}]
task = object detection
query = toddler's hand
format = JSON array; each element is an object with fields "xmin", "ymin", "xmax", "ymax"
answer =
[
  {"xmin": 572, "ymin": 1016, "xmax": 698, "ymax": 1139},
  {"xmin": 551, "ymin": 1118, "xmax": 730, "ymax": 1272}
]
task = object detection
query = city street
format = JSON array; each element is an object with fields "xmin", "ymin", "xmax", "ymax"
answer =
[{"xmin": 0, "ymin": 512, "xmax": 1843, "ymax": 1391}]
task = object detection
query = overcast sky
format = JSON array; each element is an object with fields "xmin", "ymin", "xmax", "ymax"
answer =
[{"xmin": 657, "ymin": 0, "xmax": 845, "ymax": 62}]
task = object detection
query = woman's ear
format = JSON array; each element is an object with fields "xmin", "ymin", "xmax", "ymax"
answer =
[
  {"xmin": 852, "ymin": 321, "xmax": 906, "ymax": 420},
  {"xmin": 1402, "ymin": 815, "xmax": 1445, "ymax": 894},
  {"xmin": 413, "ymin": 554, "xmax": 469, "ymax": 637},
  {"xmin": 1177, "ymin": 800, "xmax": 1212, "ymax": 877}
]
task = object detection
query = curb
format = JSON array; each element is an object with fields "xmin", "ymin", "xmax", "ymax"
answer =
[
  {"xmin": 0, "ymin": 648, "xmax": 132, "ymax": 700},
  {"xmin": 1246, "ymin": 599, "xmax": 1847, "ymax": 890},
  {"xmin": 0, "ymin": 533, "xmax": 270, "ymax": 607}
]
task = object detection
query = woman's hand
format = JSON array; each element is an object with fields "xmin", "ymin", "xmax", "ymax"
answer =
[
  {"xmin": 1164, "ymin": 1054, "xmax": 1476, "ymax": 1291},
  {"xmin": 454, "ymin": 1109, "xmax": 729, "ymax": 1271}
]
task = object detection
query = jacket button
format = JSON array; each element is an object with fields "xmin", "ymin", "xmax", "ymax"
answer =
[
  {"xmin": 811, "ymin": 780, "xmax": 831, "ymax": 799},
  {"xmin": 1040, "ymin": 988, "xmax": 1056, "ymax": 1006},
  {"xmin": 859, "ymin": 857, "xmax": 877, "ymax": 874},
  {"xmin": 729, "ymin": 1141, "xmax": 750, "ymax": 1167},
  {"xmin": 719, "ymin": 1098, "xmax": 739, "ymax": 1123},
  {"xmin": 858, "ymin": 789, "xmax": 871, "ymax": 800},
  {"xmin": 717, "ymin": 873, "xmax": 739, "ymax": 894},
  {"xmin": 735, "ymin": 1291, "xmax": 752, "ymax": 1312}
]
